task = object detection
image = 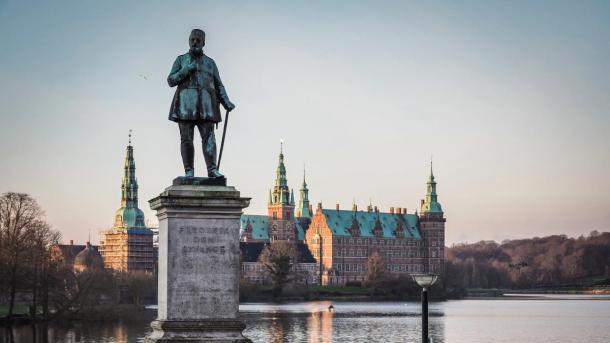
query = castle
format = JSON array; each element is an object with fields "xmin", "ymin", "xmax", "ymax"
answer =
[{"xmin": 240, "ymin": 147, "xmax": 445, "ymax": 285}]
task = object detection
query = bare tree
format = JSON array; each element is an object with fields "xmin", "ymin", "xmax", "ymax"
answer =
[
  {"xmin": 29, "ymin": 221, "xmax": 61, "ymax": 317},
  {"xmin": 258, "ymin": 241, "xmax": 299, "ymax": 296},
  {"xmin": 365, "ymin": 251, "xmax": 386, "ymax": 291},
  {"xmin": 0, "ymin": 192, "xmax": 49, "ymax": 317},
  {"xmin": 123, "ymin": 271, "xmax": 156, "ymax": 306}
]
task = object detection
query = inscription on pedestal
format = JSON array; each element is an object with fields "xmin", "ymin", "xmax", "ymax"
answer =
[{"xmin": 168, "ymin": 221, "xmax": 240, "ymax": 320}]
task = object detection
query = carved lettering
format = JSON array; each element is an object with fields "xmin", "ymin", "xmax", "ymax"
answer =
[{"xmin": 182, "ymin": 245, "xmax": 226, "ymax": 254}]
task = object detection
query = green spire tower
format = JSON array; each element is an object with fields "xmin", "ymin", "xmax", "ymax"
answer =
[
  {"xmin": 268, "ymin": 141, "xmax": 295, "ymax": 219},
  {"xmin": 113, "ymin": 131, "xmax": 146, "ymax": 229},
  {"xmin": 270, "ymin": 141, "xmax": 291, "ymax": 206},
  {"xmin": 267, "ymin": 141, "xmax": 296, "ymax": 240},
  {"xmin": 418, "ymin": 159, "xmax": 446, "ymax": 275},
  {"xmin": 420, "ymin": 160, "xmax": 443, "ymax": 214},
  {"xmin": 296, "ymin": 166, "xmax": 311, "ymax": 218}
]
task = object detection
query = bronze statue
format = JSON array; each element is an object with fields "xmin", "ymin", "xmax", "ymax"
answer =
[{"xmin": 167, "ymin": 29, "xmax": 235, "ymax": 178}]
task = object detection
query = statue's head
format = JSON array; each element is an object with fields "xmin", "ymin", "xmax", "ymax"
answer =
[{"xmin": 189, "ymin": 29, "xmax": 205, "ymax": 56}]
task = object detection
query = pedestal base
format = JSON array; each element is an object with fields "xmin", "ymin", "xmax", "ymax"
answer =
[
  {"xmin": 173, "ymin": 176, "xmax": 227, "ymax": 187},
  {"xmin": 145, "ymin": 319, "xmax": 252, "ymax": 343},
  {"xmin": 146, "ymin": 183, "xmax": 251, "ymax": 343}
]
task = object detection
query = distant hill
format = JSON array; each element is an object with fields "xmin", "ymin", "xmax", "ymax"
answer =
[{"xmin": 445, "ymin": 231, "xmax": 610, "ymax": 290}]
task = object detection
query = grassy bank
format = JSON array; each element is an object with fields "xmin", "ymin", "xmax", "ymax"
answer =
[
  {"xmin": 0, "ymin": 304, "xmax": 154, "ymax": 323},
  {"xmin": 0, "ymin": 305, "xmax": 28, "ymax": 317},
  {"xmin": 466, "ymin": 287, "xmax": 610, "ymax": 298},
  {"xmin": 465, "ymin": 276, "xmax": 610, "ymax": 298},
  {"xmin": 61, "ymin": 304, "xmax": 154, "ymax": 321}
]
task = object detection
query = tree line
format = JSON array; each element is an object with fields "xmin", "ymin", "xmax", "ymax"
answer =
[
  {"xmin": 0, "ymin": 193, "xmax": 60, "ymax": 318},
  {"xmin": 0, "ymin": 192, "xmax": 156, "ymax": 320},
  {"xmin": 445, "ymin": 232, "xmax": 610, "ymax": 289},
  {"xmin": 248, "ymin": 241, "xmax": 459, "ymax": 299}
]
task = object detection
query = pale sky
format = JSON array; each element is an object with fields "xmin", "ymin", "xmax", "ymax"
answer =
[{"xmin": 0, "ymin": 0, "xmax": 609, "ymax": 245}]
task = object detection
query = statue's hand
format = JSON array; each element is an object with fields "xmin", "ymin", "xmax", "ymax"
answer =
[
  {"xmin": 225, "ymin": 101, "xmax": 236, "ymax": 112},
  {"xmin": 185, "ymin": 62, "xmax": 198, "ymax": 73}
]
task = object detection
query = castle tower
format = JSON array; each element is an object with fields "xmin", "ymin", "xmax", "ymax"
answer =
[
  {"xmin": 267, "ymin": 142, "xmax": 296, "ymax": 240},
  {"xmin": 99, "ymin": 131, "xmax": 155, "ymax": 272},
  {"xmin": 296, "ymin": 166, "xmax": 311, "ymax": 218},
  {"xmin": 114, "ymin": 132, "xmax": 146, "ymax": 229},
  {"xmin": 419, "ymin": 161, "xmax": 445, "ymax": 274}
]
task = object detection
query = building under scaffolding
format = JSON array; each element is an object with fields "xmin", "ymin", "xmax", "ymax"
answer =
[{"xmin": 99, "ymin": 134, "xmax": 155, "ymax": 273}]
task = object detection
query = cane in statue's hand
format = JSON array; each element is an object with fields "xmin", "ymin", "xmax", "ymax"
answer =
[{"xmin": 217, "ymin": 109, "xmax": 230, "ymax": 170}]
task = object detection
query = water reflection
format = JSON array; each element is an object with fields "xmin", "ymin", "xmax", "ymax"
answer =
[
  {"xmin": 241, "ymin": 301, "xmax": 445, "ymax": 343},
  {"xmin": 307, "ymin": 309, "xmax": 333, "ymax": 342},
  {"xmin": 2, "ymin": 298, "xmax": 609, "ymax": 342},
  {"xmin": 0, "ymin": 311, "xmax": 155, "ymax": 343}
]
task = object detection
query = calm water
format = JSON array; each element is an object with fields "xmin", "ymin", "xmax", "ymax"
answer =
[{"xmin": 3, "ymin": 296, "xmax": 610, "ymax": 342}]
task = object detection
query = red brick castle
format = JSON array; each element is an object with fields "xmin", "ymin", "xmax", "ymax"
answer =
[{"xmin": 240, "ymin": 147, "xmax": 445, "ymax": 285}]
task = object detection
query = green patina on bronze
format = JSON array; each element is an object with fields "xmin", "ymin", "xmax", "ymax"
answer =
[{"xmin": 168, "ymin": 29, "xmax": 235, "ymax": 178}]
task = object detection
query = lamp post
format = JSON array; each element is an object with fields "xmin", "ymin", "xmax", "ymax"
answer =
[{"xmin": 412, "ymin": 274, "xmax": 438, "ymax": 343}]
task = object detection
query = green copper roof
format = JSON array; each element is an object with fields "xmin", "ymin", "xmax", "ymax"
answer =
[
  {"xmin": 270, "ymin": 146, "xmax": 292, "ymax": 206},
  {"xmin": 240, "ymin": 215, "xmax": 269, "ymax": 240},
  {"xmin": 114, "ymin": 207, "xmax": 146, "ymax": 229},
  {"xmin": 421, "ymin": 162, "xmax": 443, "ymax": 214},
  {"xmin": 295, "ymin": 218, "xmax": 307, "ymax": 240},
  {"xmin": 321, "ymin": 209, "xmax": 421, "ymax": 239},
  {"xmin": 297, "ymin": 167, "xmax": 311, "ymax": 218},
  {"xmin": 240, "ymin": 215, "xmax": 307, "ymax": 241},
  {"xmin": 113, "ymin": 136, "xmax": 147, "ymax": 229}
]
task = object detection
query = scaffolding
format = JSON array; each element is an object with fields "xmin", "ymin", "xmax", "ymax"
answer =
[{"xmin": 99, "ymin": 228, "xmax": 156, "ymax": 273}]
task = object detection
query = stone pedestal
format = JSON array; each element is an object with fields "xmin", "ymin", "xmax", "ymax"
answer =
[{"xmin": 145, "ymin": 179, "xmax": 251, "ymax": 342}]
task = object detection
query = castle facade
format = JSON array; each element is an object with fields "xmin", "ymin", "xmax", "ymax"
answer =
[{"xmin": 240, "ymin": 147, "xmax": 445, "ymax": 285}]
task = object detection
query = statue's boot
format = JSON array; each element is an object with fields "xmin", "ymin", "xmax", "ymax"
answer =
[
  {"xmin": 208, "ymin": 169, "xmax": 224, "ymax": 178},
  {"xmin": 203, "ymin": 144, "xmax": 224, "ymax": 179},
  {"xmin": 185, "ymin": 169, "xmax": 194, "ymax": 177}
]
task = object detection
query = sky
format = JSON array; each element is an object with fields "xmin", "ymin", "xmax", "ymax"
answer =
[{"xmin": 0, "ymin": 0, "xmax": 609, "ymax": 245}]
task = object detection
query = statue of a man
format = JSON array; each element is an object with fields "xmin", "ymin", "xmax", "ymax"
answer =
[{"xmin": 167, "ymin": 29, "xmax": 235, "ymax": 178}]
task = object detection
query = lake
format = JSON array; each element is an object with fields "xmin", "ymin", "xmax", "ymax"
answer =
[{"xmin": 3, "ymin": 295, "xmax": 610, "ymax": 342}]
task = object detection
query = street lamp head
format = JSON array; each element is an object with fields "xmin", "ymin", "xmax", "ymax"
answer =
[{"xmin": 412, "ymin": 274, "xmax": 438, "ymax": 288}]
